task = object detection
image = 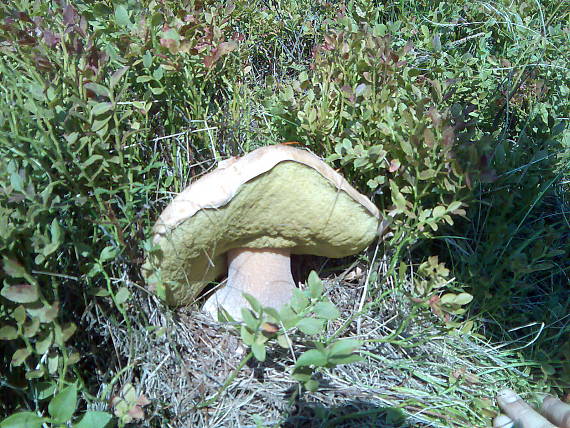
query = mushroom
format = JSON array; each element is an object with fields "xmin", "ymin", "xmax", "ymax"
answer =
[{"xmin": 143, "ymin": 144, "xmax": 387, "ymax": 320}]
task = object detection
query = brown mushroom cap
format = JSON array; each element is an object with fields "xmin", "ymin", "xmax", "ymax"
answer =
[{"xmin": 142, "ymin": 144, "xmax": 385, "ymax": 307}]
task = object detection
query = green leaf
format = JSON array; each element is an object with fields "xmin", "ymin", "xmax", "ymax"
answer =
[
  {"xmin": 295, "ymin": 349, "xmax": 327, "ymax": 367},
  {"xmin": 11, "ymin": 348, "xmax": 31, "ymax": 366},
  {"xmin": 447, "ymin": 201, "xmax": 462, "ymax": 212},
  {"xmin": 114, "ymin": 5, "xmax": 132, "ymax": 27},
  {"xmin": 313, "ymin": 302, "xmax": 340, "ymax": 320},
  {"xmin": 241, "ymin": 308, "xmax": 259, "ymax": 331},
  {"xmin": 37, "ymin": 382, "xmax": 57, "ymax": 400},
  {"xmin": 68, "ymin": 353, "xmax": 81, "ymax": 365},
  {"xmin": 91, "ymin": 102, "xmax": 114, "ymax": 117},
  {"xmin": 9, "ymin": 171, "xmax": 24, "ymax": 192},
  {"xmin": 73, "ymin": 411, "xmax": 113, "ymax": 428},
  {"xmin": 27, "ymin": 302, "xmax": 58, "ymax": 323},
  {"xmin": 373, "ymin": 23, "xmax": 387, "ymax": 37},
  {"xmin": 61, "ymin": 323, "xmax": 77, "ymax": 343},
  {"xmin": 419, "ymin": 169, "xmax": 437, "ymax": 180},
  {"xmin": 262, "ymin": 307, "xmax": 281, "ymax": 322},
  {"xmin": 304, "ymin": 379, "xmax": 320, "ymax": 392},
  {"xmin": 327, "ymin": 354, "xmax": 363, "ymax": 365},
  {"xmin": 0, "ymin": 412, "xmax": 45, "ymax": 428},
  {"xmin": 35, "ymin": 330, "xmax": 53, "ymax": 355},
  {"xmin": 95, "ymin": 122, "xmax": 109, "ymax": 138},
  {"xmin": 91, "ymin": 116, "xmax": 112, "ymax": 132},
  {"xmin": 99, "ymin": 246, "xmax": 118, "ymax": 262},
  {"xmin": 42, "ymin": 219, "xmax": 63, "ymax": 256},
  {"xmin": 399, "ymin": 138, "xmax": 413, "ymax": 156},
  {"xmin": 25, "ymin": 368, "xmax": 45, "ymax": 380},
  {"xmin": 48, "ymin": 384, "xmax": 78, "ymax": 423},
  {"xmin": 440, "ymin": 293, "xmax": 457, "ymax": 305},
  {"xmin": 92, "ymin": 3, "xmax": 112, "ymax": 16},
  {"xmin": 296, "ymin": 318, "xmax": 324, "ymax": 335},
  {"xmin": 307, "ymin": 271, "xmax": 323, "ymax": 299},
  {"xmin": 243, "ymin": 293, "xmax": 262, "ymax": 314},
  {"xmin": 3, "ymin": 257, "xmax": 27, "ymax": 279},
  {"xmin": 142, "ymin": 52, "xmax": 152, "ymax": 68},
  {"xmin": 251, "ymin": 343, "xmax": 266, "ymax": 362},
  {"xmin": 389, "ymin": 180, "xmax": 406, "ymax": 212},
  {"xmin": 282, "ymin": 85, "xmax": 294, "ymax": 101},
  {"xmin": 291, "ymin": 366, "xmax": 312, "ymax": 382},
  {"xmin": 152, "ymin": 67, "xmax": 165, "ymax": 81},
  {"xmin": 327, "ymin": 339, "xmax": 362, "ymax": 357},
  {"xmin": 114, "ymin": 287, "xmax": 130, "ymax": 305},
  {"xmin": 432, "ymin": 205, "xmax": 446, "ymax": 218},
  {"xmin": 47, "ymin": 352, "xmax": 59, "ymax": 374},
  {"xmin": 279, "ymin": 305, "xmax": 298, "ymax": 326},
  {"xmin": 136, "ymin": 75, "xmax": 153, "ymax": 83},
  {"xmin": 0, "ymin": 325, "xmax": 18, "ymax": 340},
  {"xmin": 240, "ymin": 325, "xmax": 255, "ymax": 346},
  {"xmin": 454, "ymin": 293, "xmax": 474, "ymax": 305},
  {"xmin": 13, "ymin": 306, "xmax": 26, "ymax": 325},
  {"xmin": 277, "ymin": 334, "xmax": 291, "ymax": 349},
  {"xmin": 23, "ymin": 317, "xmax": 40, "ymax": 337},
  {"xmin": 1, "ymin": 283, "xmax": 39, "ymax": 304},
  {"xmin": 290, "ymin": 289, "xmax": 309, "ymax": 313},
  {"xmin": 109, "ymin": 67, "xmax": 129, "ymax": 88},
  {"xmin": 84, "ymin": 82, "xmax": 111, "ymax": 99},
  {"xmin": 150, "ymin": 86, "xmax": 164, "ymax": 95},
  {"xmin": 87, "ymin": 287, "xmax": 110, "ymax": 297}
]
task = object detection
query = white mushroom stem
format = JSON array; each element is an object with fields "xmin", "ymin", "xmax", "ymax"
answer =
[{"xmin": 202, "ymin": 248, "xmax": 295, "ymax": 321}]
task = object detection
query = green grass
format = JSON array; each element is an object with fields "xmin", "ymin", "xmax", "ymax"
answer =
[{"xmin": 0, "ymin": 0, "xmax": 568, "ymax": 427}]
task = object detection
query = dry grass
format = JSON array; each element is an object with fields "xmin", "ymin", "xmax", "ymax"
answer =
[{"xmin": 77, "ymin": 255, "xmax": 547, "ymax": 427}]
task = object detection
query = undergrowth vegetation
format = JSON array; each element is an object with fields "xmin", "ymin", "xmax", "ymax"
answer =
[{"xmin": 0, "ymin": 0, "xmax": 568, "ymax": 427}]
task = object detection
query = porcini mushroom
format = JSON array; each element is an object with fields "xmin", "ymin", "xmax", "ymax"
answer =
[{"xmin": 143, "ymin": 144, "xmax": 387, "ymax": 320}]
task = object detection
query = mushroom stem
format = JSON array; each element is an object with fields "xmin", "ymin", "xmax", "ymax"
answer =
[{"xmin": 202, "ymin": 248, "xmax": 295, "ymax": 320}]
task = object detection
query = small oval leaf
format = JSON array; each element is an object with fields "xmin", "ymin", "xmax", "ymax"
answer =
[
  {"xmin": 295, "ymin": 349, "xmax": 327, "ymax": 367},
  {"xmin": 0, "ymin": 411, "xmax": 46, "ymax": 428},
  {"xmin": 327, "ymin": 339, "xmax": 362, "ymax": 357},
  {"xmin": 1, "ymin": 283, "xmax": 39, "ymax": 303},
  {"xmin": 11, "ymin": 348, "xmax": 31, "ymax": 366},
  {"xmin": 109, "ymin": 66, "xmax": 129, "ymax": 88},
  {"xmin": 73, "ymin": 411, "xmax": 114, "ymax": 428},
  {"xmin": 242, "ymin": 293, "xmax": 262, "ymax": 314},
  {"xmin": 83, "ymin": 82, "xmax": 111, "ymax": 99},
  {"xmin": 0, "ymin": 325, "xmax": 18, "ymax": 340},
  {"xmin": 241, "ymin": 308, "xmax": 259, "ymax": 331},
  {"xmin": 251, "ymin": 342, "xmax": 266, "ymax": 362},
  {"xmin": 48, "ymin": 384, "xmax": 77, "ymax": 423},
  {"xmin": 313, "ymin": 301, "xmax": 340, "ymax": 320},
  {"xmin": 307, "ymin": 271, "xmax": 323, "ymax": 299},
  {"xmin": 296, "ymin": 318, "xmax": 324, "ymax": 335},
  {"xmin": 114, "ymin": 288, "xmax": 130, "ymax": 305},
  {"xmin": 91, "ymin": 102, "xmax": 114, "ymax": 117},
  {"xmin": 2, "ymin": 257, "xmax": 27, "ymax": 278}
]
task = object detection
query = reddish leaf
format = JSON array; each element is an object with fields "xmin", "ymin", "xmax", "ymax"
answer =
[
  {"xmin": 63, "ymin": 4, "xmax": 79, "ymax": 27},
  {"xmin": 17, "ymin": 12, "xmax": 33, "ymax": 23},
  {"xmin": 136, "ymin": 395, "xmax": 151, "ymax": 407},
  {"xmin": 388, "ymin": 159, "xmax": 400, "ymax": 173},
  {"xmin": 203, "ymin": 51, "xmax": 218, "ymax": 69},
  {"xmin": 43, "ymin": 29, "xmax": 61, "ymax": 48},
  {"xmin": 17, "ymin": 31, "xmax": 36, "ymax": 46},
  {"xmin": 442, "ymin": 126, "xmax": 454, "ymax": 146},
  {"xmin": 232, "ymin": 32, "xmax": 245, "ymax": 42},
  {"xmin": 127, "ymin": 405, "xmax": 145, "ymax": 420},
  {"xmin": 159, "ymin": 38, "xmax": 178, "ymax": 54}
]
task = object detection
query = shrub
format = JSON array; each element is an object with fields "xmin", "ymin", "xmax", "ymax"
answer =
[{"xmin": 270, "ymin": 24, "xmax": 470, "ymax": 239}]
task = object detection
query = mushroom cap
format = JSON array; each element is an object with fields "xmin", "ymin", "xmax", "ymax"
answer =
[{"xmin": 143, "ymin": 144, "xmax": 383, "ymax": 306}]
